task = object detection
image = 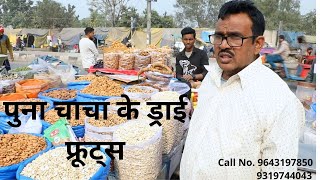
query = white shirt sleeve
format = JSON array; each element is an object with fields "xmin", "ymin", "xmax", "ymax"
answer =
[{"xmin": 260, "ymin": 97, "xmax": 305, "ymax": 174}]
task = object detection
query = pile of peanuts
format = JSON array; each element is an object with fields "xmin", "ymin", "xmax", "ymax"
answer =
[
  {"xmin": 0, "ymin": 98, "xmax": 51, "ymax": 113},
  {"xmin": 81, "ymin": 76, "xmax": 124, "ymax": 97},
  {"xmin": 42, "ymin": 89, "xmax": 76, "ymax": 100},
  {"xmin": 75, "ymin": 74, "xmax": 97, "ymax": 82},
  {"xmin": 126, "ymin": 86, "xmax": 155, "ymax": 94},
  {"xmin": 44, "ymin": 106, "xmax": 86, "ymax": 126},
  {"xmin": 21, "ymin": 146, "xmax": 106, "ymax": 180},
  {"xmin": 0, "ymin": 134, "xmax": 47, "ymax": 167}
]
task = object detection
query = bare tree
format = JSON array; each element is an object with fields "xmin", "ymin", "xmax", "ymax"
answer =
[
  {"xmin": 174, "ymin": 0, "xmax": 226, "ymax": 28},
  {"xmin": 88, "ymin": 0, "xmax": 130, "ymax": 27}
]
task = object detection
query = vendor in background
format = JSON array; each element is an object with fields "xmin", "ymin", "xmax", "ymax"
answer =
[
  {"xmin": 305, "ymin": 58, "xmax": 316, "ymax": 84},
  {"xmin": 266, "ymin": 35, "xmax": 290, "ymax": 70},
  {"xmin": 49, "ymin": 40, "xmax": 53, "ymax": 51},
  {"xmin": 180, "ymin": 1, "xmax": 304, "ymax": 179},
  {"xmin": 79, "ymin": 27, "xmax": 99, "ymax": 71},
  {"xmin": 306, "ymin": 47, "xmax": 313, "ymax": 56},
  {"xmin": 296, "ymin": 36, "xmax": 310, "ymax": 63},
  {"xmin": 0, "ymin": 26, "xmax": 14, "ymax": 71},
  {"xmin": 175, "ymin": 27, "xmax": 209, "ymax": 88},
  {"xmin": 16, "ymin": 36, "xmax": 22, "ymax": 50},
  {"xmin": 57, "ymin": 36, "xmax": 62, "ymax": 52}
]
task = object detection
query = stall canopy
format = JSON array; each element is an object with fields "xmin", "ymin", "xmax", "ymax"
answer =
[
  {"xmin": 201, "ymin": 31, "xmax": 215, "ymax": 43},
  {"xmin": 160, "ymin": 28, "xmax": 182, "ymax": 47},
  {"xmin": 18, "ymin": 29, "xmax": 50, "ymax": 48},
  {"xmin": 58, "ymin": 28, "xmax": 84, "ymax": 46},
  {"xmin": 279, "ymin": 31, "xmax": 305, "ymax": 49},
  {"xmin": 131, "ymin": 28, "xmax": 164, "ymax": 49},
  {"xmin": 95, "ymin": 27, "xmax": 109, "ymax": 41},
  {"xmin": 5, "ymin": 28, "xmax": 22, "ymax": 45},
  {"xmin": 59, "ymin": 27, "xmax": 110, "ymax": 46},
  {"xmin": 104, "ymin": 27, "xmax": 131, "ymax": 45}
]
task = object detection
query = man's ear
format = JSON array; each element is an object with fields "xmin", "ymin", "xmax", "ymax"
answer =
[{"xmin": 254, "ymin": 36, "xmax": 265, "ymax": 55}]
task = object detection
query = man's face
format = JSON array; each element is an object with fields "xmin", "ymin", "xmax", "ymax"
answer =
[
  {"xmin": 214, "ymin": 13, "xmax": 264, "ymax": 77},
  {"xmin": 279, "ymin": 38, "xmax": 284, "ymax": 43},
  {"xmin": 182, "ymin": 34, "xmax": 195, "ymax": 50},
  {"xmin": 88, "ymin": 31, "xmax": 95, "ymax": 39}
]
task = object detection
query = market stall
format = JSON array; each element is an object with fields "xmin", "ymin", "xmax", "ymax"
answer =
[
  {"xmin": 0, "ymin": 39, "xmax": 316, "ymax": 179},
  {"xmin": 0, "ymin": 47, "xmax": 192, "ymax": 180}
]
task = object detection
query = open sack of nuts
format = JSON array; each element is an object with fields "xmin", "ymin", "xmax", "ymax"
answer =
[
  {"xmin": 80, "ymin": 76, "xmax": 124, "ymax": 97},
  {"xmin": 17, "ymin": 146, "xmax": 111, "ymax": 180},
  {"xmin": 0, "ymin": 134, "xmax": 51, "ymax": 179},
  {"xmin": 151, "ymin": 91, "xmax": 191, "ymax": 131},
  {"xmin": 113, "ymin": 120, "xmax": 162, "ymax": 180},
  {"xmin": 0, "ymin": 74, "xmax": 24, "ymax": 93},
  {"xmin": 138, "ymin": 62, "xmax": 173, "ymax": 83},
  {"xmin": 85, "ymin": 112, "xmax": 127, "ymax": 142},
  {"xmin": 124, "ymin": 85, "xmax": 159, "ymax": 101},
  {"xmin": 139, "ymin": 100, "xmax": 183, "ymax": 155},
  {"xmin": 39, "ymin": 88, "xmax": 77, "ymax": 101}
]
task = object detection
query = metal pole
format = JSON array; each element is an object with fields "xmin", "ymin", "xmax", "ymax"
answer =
[{"xmin": 147, "ymin": 0, "xmax": 151, "ymax": 45}]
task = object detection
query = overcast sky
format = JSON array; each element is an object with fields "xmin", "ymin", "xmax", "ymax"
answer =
[{"xmin": 53, "ymin": 0, "xmax": 316, "ymax": 20}]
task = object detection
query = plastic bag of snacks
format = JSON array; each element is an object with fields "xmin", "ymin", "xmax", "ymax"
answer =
[
  {"xmin": 103, "ymin": 53, "xmax": 120, "ymax": 69},
  {"xmin": 134, "ymin": 51, "xmax": 151, "ymax": 70},
  {"xmin": 15, "ymin": 79, "xmax": 50, "ymax": 98},
  {"xmin": 118, "ymin": 53, "xmax": 135, "ymax": 70},
  {"xmin": 34, "ymin": 73, "xmax": 62, "ymax": 89},
  {"xmin": 150, "ymin": 52, "xmax": 168, "ymax": 65},
  {"xmin": 43, "ymin": 118, "xmax": 76, "ymax": 146},
  {"xmin": 0, "ymin": 93, "xmax": 27, "ymax": 102}
]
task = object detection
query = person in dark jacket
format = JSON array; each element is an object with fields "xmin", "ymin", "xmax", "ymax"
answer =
[{"xmin": 176, "ymin": 27, "xmax": 209, "ymax": 86}]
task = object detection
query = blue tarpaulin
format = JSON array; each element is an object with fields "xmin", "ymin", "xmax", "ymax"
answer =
[
  {"xmin": 201, "ymin": 31, "xmax": 215, "ymax": 43},
  {"xmin": 278, "ymin": 31, "xmax": 304, "ymax": 49}
]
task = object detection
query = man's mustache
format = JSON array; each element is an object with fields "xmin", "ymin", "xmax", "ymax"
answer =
[{"xmin": 218, "ymin": 49, "xmax": 234, "ymax": 57}]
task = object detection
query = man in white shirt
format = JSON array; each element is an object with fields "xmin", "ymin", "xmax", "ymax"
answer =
[
  {"xmin": 79, "ymin": 27, "xmax": 99, "ymax": 71},
  {"xmin": 180, "ymin": 1, "xmax": 305, "ymax": 180}
]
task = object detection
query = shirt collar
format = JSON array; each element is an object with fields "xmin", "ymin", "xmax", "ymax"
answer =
[
  {"xmin": 181, "ymin": 47, "xmax": 198, "ymax": 55},
  {"xmin": 206, "ymin": 56, "xmax": 262, "ymax": 89}
]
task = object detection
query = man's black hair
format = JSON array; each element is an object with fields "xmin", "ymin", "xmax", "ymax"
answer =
[
  {"xmin": 181, "ymin": 27, "xmax": 196, "ymax": 38},
  {"xmin": 279, "ymin": 35, "xmax": 285, "ymax": 40},
  {"xmin": 218, "ymin": 0, "xmax": 265, "ymax": 36},
  {"xmin": 307, "ymin": 47, "xmax": 313, "ymax": 50},
  {"xmin": 84, "ymin": 27, "xmax": 94, "ymax": 35},
  {"xmin": 297, "ymin": 36, "xmax": 306, "ymax": 43}
]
